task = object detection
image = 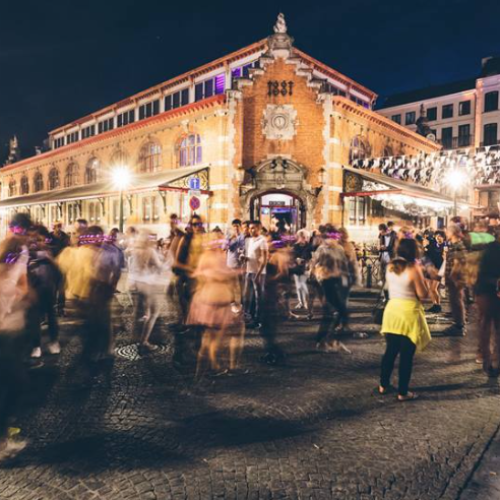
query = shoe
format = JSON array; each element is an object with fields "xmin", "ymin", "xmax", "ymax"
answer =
[
  {"xmin": 28, "ymin": 359, "xmax": 44, "ymax": 370},
  {"xmin": 294, "ymin": 303, "xmax": 304, "ymax": 310},
  {"xmin": 47, "ymin": 342, "xmax": 61, "ymax": 355},
  {"xmin": 397, "ymin": 392, "xmax": 418, "ymax": 402},
  {"xmin": 427, "ymin": 304, "xmax": 442, "ymax": 314},
  {"xmin": 0, "ymin": 439, "xmax": 28, "ymax": 462},
  {"xmin": 30, "ymin": 347, "xmax": 42, "ymax": 359},
  {"xmin": 444, "ymin": 325, "xmax": 466, "ymax": 337}
]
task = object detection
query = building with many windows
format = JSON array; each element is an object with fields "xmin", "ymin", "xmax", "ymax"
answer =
[{"xmin": 0, "ymin": 15, "xmax": 439, "ymax": 239}]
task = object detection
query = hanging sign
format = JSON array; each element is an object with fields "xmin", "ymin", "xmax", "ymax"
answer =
[
  {"xmin": 189, "ymin": 196, "xmax": 201, "ymax": 211},
  {"xmin": 188, "ymin": 176, "xmax": 201, "ymax": 190}
]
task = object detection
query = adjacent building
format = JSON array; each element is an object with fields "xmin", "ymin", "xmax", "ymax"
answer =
[{"xmin": 0, "ymin": 15, "xmax": 440, "ymax": 240}]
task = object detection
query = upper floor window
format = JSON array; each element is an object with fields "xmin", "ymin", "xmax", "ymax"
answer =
[
  {"xmin": 117, "ymin": 109, "xmax": 135, "ymax": 127},
  {"xmin": 85, "ymin": 158, "xmax": 99, "ymax": 184},
  {"xmin": 349, "ymin": 136, "xmax": 369, "ymax": 164},
  {"xmin": 20, "ymin": 175, "xmax": 29, "ymax": 195},
  {"xmin": 442, "ymin": 104, "xmax": 454, "ymax": 119},
  {"xmin": 54, "ymin": 137, "xmax": 65, "ymax": 149},
  {"xmin": 165, "ymin": 88, "xmax": 189, "ymax": 111},
  {"xmin": 405, "ymin": 111, "xmax": 416, "ymax": 125},
  {"xmin": 111, "ymin": 149, "xmax": 128, "ymax": 168},
  {"xmin": 459, "ymin": 101, "xmax": 471, "ymax": 116},
  {"xmin": 195, "ymin": 74, "xmax": 226, "ymax": 102},
  {"xmin": 34, "ymin": 172, "xmax": 44, "ymax": 192},
  {"xmin": 98, "ymin": 117, "xmax": 114, "ymax": 134},
  {"xmin": 48, "ymin": 168, "xmax": 60, "ymax": 190},
  {"xmin": 391, "ymin": 114, "xmax": 401, "ymax": 124},
  {"xmin": 458, "ymin": 124, "xmax": 471, "ymax": 147},
  {"xmin": 67, "ymin": 131, "xmax": 79, "ymax": 144},
  {"xmin": 64, "ymin": 162, "xmax": 79, "ymax": 187},
  {"xmin": 484, "ymin": 123, "xmax": 498, "ymax": 146},
  {"xmin": 484, "ymin": 91, "xmax": 499, "ymax": 112},
  {"xmin": 82, "ymin": 124, "xmax": 96, "ymax": 139},
  {"xmin": 8, "ymin": 179, "xmax": 17, "ymax": 197},
  {"xmin": 427, "ymin": 107, "xmax": 437, "ymax": 121},
  {"xmin": 139, "ymin": 100, "xmax": 160, "ymax": 120},
  {"xmin": 179, "ymin": 134, "xmax": 202, "ymax": 167},
  {"xmin": 139, "ymin": 142, "xmax": 162, "ymax": 173}
]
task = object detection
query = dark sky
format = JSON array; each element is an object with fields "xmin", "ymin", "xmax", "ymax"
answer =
[{"xmin": 1, "ymin": 0, "xmax": 500, "ymax": 162}]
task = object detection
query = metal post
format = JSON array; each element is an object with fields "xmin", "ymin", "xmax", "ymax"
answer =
[
  {"xmin": 119, "ymin": 188, "xmax": 124, "ymax": 233},
  {"xmin": 453, "ymin": 190, "xmax": 458, "ymax": 218},
  {"xmin": 366, "ymin": 263, "xmax": 372, "ymax": 289}
]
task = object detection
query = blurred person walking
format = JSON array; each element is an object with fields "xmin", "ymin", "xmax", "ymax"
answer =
[
  {"xmin": 424, "ymin": 230, "xmax": 446, "ymax": 313},
  {"xmin": 291, "ymin": 229, "xmax": 312, "ymax": 311},
  {"xmin": 379, "ymin": 239, "xmax": 430, "ymax": 401}
]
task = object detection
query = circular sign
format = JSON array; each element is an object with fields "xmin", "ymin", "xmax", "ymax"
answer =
[{"xmin": 189, "ymin": 196, "xmax": 201, "ymax": 211}]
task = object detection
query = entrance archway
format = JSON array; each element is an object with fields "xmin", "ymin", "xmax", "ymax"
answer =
[{"xmin": 250, "ymin": 190, "xmax": 306, "ymax": 232}]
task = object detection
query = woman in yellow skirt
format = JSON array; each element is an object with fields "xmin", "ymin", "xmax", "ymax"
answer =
[{"xmin": 379, "ymin": 238, "xmax": 431, "ymax": 401}]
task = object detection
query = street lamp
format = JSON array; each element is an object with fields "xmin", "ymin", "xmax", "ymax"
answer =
[
  {"xmin": 445, "ymin": 168, "xmax": 468, "ymax": 217},
  {"xmin": 112, "ymin": 166, "xmax": 131, "ymax": 233}
]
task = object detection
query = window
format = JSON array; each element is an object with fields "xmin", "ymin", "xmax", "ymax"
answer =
[
  {"xmin": 138, "ymin": 100, "xmax": 160, "ymax": 120},
  {"xmin": 458, "ymin": 124, "xmax": 471, "ymax": 147},
  {"xmin": 8, "ymin": 179, "xmax": 17, "ymax": 197},
  {"xmin": 54, "ymin": 137, "xmax": 65, "ymax": 149},
  {"xmin": 139, "ymin": 142, "xmax": 162, "ymax": 173},
  {"xmin": 194, "ymin": 74, "xmax": 226, "ymax": 102},
  {"xmin": 66, "ymin": 131, "xmax": 79, "ymax": 144},
  {"xmin": 89, "ymin": 202, "xmax": 102, "ymax": 223},
  {"xmin": 85, "ymin": 158, "xmax": 99, "ymax": 184},
  {"xmin": 484, "ymin": 123, "xmax": 498, "ymax": 146},
  {"xmin": 347, "ymin": 197, "xmax": 367, "ymax": 225},
  {"xmin": 348, "ymin": 198, "xmax": 356, "ymax": 224},
  {"xmin": 349, "ymin": 136, "xmax": 369, "ymax": 164},
  {"xmin": 485, "ymin": 91, "xmax": 499, "ymax": 112},
  {"xmin": 441, "ymin": 127, "xmax": 453, "ymax": 149},
  {"xmin": 117, "ymin": 109, "xmax": 135, "ymax": 127},
  {"xmin": 442, "ymin": 104, "xmax": 454, "ymax": 119},
  {"xmin": 165, "ymin": 87, "xmax": 190, "ymax": 111},
  {"xmin": 20, "ymin": 176, "xmax": 29, "ymax": 195},
  {"xmin": 68, "ymin": 204, "xmax": 75, "ymax": 224},
  {"xmin": 179, "ymin": 134, "xmax": 202, "ymax": 167},
  {"xmin": 459, "ymin": 101, "xmax": 471, "ymax": 116},
  {"xmin": 391, "ymin": 114, "xmax": 401, "ymax": 124},
  {"xmin": 48, "ymin": 168, "xmax": 60, "ymax": 190},
  {"xmin": 64, "ymin": 163, "xmax": 79, "ymax": 187},
  {"xmin": 427, "ymin": 107, "xmax": 437, "ymax": 121},
  {"xmin": 88, "ymin": 202, "xmax": 95, "ymax": 223},
  {"xmin": 383, "ymin": 145, "xmax": 393, "ymax": 157},
  {"xmin": 81, "ymin": 124, "xmax": 96, "ymax": 139},
  {"xmin": 111, "ymin": 149, "xmax": 128, "ymax": 167},
  {"xmin": 34, "ymin": 172, "xmax": 44, "ymax": 192},
  {"xmin": 98, "ymin": 118, "xmax": 114, "ymax": 134},
  {"xmin": 405, "ymin": 111, "xmax": 416, "ymax": 125}
]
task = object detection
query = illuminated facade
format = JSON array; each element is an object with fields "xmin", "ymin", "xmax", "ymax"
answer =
[{"xmin": 0, "ymin": 15, "xmax": 439, "ymax": 239}]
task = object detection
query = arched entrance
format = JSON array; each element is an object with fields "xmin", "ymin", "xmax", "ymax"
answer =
[
  {"xmin": 239, "ymin": 157, "xmax": 320, "ymax": 229},
  {"xmin": 250, "ymin": 190, "xmax": 306, "ymax": 232}
]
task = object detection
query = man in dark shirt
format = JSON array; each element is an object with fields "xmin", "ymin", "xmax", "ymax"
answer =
[
  {"xmin": 475, "ymin": 238, "xmax": 500, "ymax": 377},
  {"xmin": 49, "ymin": 222, "xmax": 70, "ymax": 257}
]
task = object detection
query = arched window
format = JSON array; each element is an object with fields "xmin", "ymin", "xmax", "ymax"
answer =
[
  {"xmin": 34, "ymin": 172, "xmax": 44, "ymax": 192},
  {"xmin": 179, "ymin": 134, "xmax": 202, "ymax": 167},
  {"xmin": 349, "ymin": 136, "xmax": 369, "ymax": 164},
  {"xmin": 111, "ymin": 149, "xmax": 128, "ymax": 167},
  {"xmin": 48, "ymin": 168, "xmax": 60, "ymax": 190},
  {"xmin": 64, "ymin": 162, "xmax": 79, "ymax": 187},
  {"xmin": 383, "ymin": 145, "xmax": 394, "ymax": 157},
  {"xmin": 85, "ymin": 158, "xmax": 99, "ymax": 184},
  {"xmin": 20, "ymin": 176, "xmax": 29, "ymax": 195},
  {"xmin": 8, "ymin": 179, "xmax": 17, "ymax": 197},
  {"xmin": 139, "ymin": 142, "xmax": 162, "ymax": 173}
]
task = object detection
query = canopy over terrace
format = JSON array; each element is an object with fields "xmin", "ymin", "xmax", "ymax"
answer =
[
  {"xmin": 0, "ymin": 166, "xmax": 210, "ymax": 209},
  {"xmin": 342, "ymin": 166, "xmax": 461, "ymax": 217}
]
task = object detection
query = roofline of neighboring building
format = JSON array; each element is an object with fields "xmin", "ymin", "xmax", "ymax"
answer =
[
  {"xmin": 1, "ymin": 94, "xmax": 227, "ymax": 174},
  {"xmin": 377, "ymin": 78, "xmax": 477, "ymax": 110},
  {"xmin": 50, "ymin": 40, "xmax": 377, "ymax": 136},
  {"xmin": 332, "ymin": 96, "xmax": 441, "ymax": 151}
]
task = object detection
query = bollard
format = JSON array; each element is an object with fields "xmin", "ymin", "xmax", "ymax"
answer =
[{"xmin": 366, "ymin": 263, "xmax": 372, "ymax": 289}]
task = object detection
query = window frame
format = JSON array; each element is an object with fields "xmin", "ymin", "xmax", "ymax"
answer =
[
  {"xmin": 48, "ymin": 168, "xmax": 61, "ymax": 191},
  {"xmin": 441, "ymin": 104, "xmax": 454, "ymax": 119},
  {"xmin": 458, "ymin": 100, "xmax": 471, "ymax": 116},
  {"xmin": 427, "ymin": 107, "xmax": 437, "ymax": 121},
  {"xmin": 484, "ymin": 91, "xmax": 499, "ymax": 113},
  {"xmin": 405, "ymin": 111, "xmax": 416, "ymax": 125}
]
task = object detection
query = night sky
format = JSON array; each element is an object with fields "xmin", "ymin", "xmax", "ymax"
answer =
[{"xmin": 1, "ymin": 0, "xmax": 500, "ymax": 163}]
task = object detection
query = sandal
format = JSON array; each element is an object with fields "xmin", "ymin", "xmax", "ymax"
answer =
[{"xmin": 397, "ymin": 392, "xmax": 418, "ymax": 402}]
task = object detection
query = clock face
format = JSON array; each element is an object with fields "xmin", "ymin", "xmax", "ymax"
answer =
[{"xmin": 272, "ymin": 114, "xmax": 288, "ymax": 130}]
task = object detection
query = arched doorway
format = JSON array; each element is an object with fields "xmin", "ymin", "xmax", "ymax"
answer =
[{"xmin": 250, "ymin": 190, "xmax": 306, "ymax": 232}]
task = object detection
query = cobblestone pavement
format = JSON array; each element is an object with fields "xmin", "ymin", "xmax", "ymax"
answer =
[{"xmin": 1, "ymin": 290, "xmax": 499, "ymax": 500}]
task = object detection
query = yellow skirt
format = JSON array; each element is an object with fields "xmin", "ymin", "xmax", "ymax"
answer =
[{"xmin": 381, "ymin": 298, "xmax": 431, "ymax": 352}]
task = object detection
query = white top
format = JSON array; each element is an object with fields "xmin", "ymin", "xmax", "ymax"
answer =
[
  {"xmin": 386, "ymin": 268, "xmax": 417, "ymax": 300},
  {"xmin": 245, "ymin": 235, "xmax": 268, "ymax": 274}
]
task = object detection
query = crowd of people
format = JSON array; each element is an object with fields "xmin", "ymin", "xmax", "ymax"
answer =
[{"xmin": 0, "ymin": 210, "xmax": 499, "ymax": 460}]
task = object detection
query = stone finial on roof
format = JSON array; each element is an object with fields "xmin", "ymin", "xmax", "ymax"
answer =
[{"xmin": 274, "ymin": 13, "xmax": 287, "ymax": 34}]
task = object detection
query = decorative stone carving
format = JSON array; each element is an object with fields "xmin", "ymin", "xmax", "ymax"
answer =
[
  {"xmin": 274, "ymin": 13, "xmax": 287, "ymax": 34},
  {"xmin": 262, "ymin": 104, "xmax": 298, "ymax": 141},
  {"xmin": 268, "ymin": 13, "xmax": 294, "ymax": 56}
]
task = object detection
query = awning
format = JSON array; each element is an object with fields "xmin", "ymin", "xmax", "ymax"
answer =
[
  {"xmin": 342, "ymin": 166, "xmax": 474, "ymax": 216},
  {"xmin": 0, "ymin": 165, "xmax": 209, "ymax": 209}
]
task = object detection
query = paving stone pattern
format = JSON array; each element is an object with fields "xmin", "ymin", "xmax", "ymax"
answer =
[{"xmin": 1, "ymin": 291, "xmax": 499, "ymax": 500}]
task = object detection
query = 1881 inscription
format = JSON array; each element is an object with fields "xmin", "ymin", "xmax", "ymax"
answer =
[{"xmin": 267, "ymin": 80, "xmax": 294, "ymax": 97}]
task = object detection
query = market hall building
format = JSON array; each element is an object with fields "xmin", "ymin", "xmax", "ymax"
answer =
[{"xmin": 0, "ymin": 15, "xmax": 440, "ymax": 239}]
